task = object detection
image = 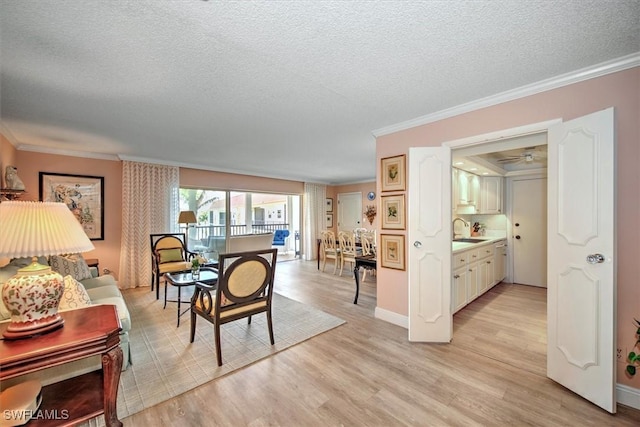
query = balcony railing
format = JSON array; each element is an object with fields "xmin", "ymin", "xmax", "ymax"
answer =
[{"xmin": 186, "ymin": 223, "xmax": 290, "ymax": 244}]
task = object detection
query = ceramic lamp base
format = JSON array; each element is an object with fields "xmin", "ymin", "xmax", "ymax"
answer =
[
  {"xmin": 1, "ymin": 260, "xmax": 65, "ymax": 340},
  {"xmin": 2, "ymin": 315, "xmax": 64, "ymax": 340}
]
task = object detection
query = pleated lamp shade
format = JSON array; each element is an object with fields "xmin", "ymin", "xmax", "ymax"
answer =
[
  {"xmin": 178, "ymin": 210, "xmax": 197, "ymax": 225},
  {"xmin": 0, "ymin": 201, "xmax": 95, "ymax": 339}
]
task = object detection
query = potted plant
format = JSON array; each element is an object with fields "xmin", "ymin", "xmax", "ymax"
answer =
[{"xmin": 626, "ymin": 318, "xmax": 640, "ymax": 376}]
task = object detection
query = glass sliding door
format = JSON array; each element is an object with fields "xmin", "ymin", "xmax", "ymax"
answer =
[
  {"xmin": 180, "ymin": 189, "xmax": 227, "ymax": 262},
  {"xmin": 180, "ymin": 188, "xmax": 301, "ymax": 260}
]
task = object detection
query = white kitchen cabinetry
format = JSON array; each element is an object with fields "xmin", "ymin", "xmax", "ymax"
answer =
[
  {"xmin": 452, "ymin": 267, "xmax": 468, "ymax": 313},
  {"xmin": 494, "ymin": 240, "xmax": 507, "ymax": 283},
  {"xmin": 453, "ymin": 168, "xmax": 480, "ymax": 214},
  {"xmin": 477, "ymin": 245, "xmax": 495, "ymax": 295},
  {"xmin": 479, "ymin": 176, "xmax": 503, "ymax": 214},
  {"xmin": 452, "ymin": 241, "xmax": 499, "ymax": 313}
]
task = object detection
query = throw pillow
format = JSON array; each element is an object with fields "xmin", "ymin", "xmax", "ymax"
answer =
[
  {"xmin": 50, "ymin": 253, "xmax": 93, "ymax": 281},
  {"xmin": 59, "ymin": 275, "xmax": 92, "ymax": 310},
  {"xmin": 157, "ymin": 248, "xmax": 183, "ymax": 263}
]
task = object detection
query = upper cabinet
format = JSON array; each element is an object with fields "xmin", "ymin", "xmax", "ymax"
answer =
[
  {"xmin": 453, "ymin": 168, "xmax": 480, "ymax": 214},
  {"xmin": 452, "ymin": 168, "xmax": 504, "ymax": 215},
  {"xmin": 479, "ymin": 176, "xmax": 503, "ymax": 214}
]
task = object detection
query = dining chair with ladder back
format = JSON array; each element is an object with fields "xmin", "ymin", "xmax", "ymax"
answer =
[
  {"xmin": 360, "ymin": 231, "xmax": 376, "ymax": 282},
  {"xmin": 338, "ymin": 231, "xmax": 358, "ymax": 277},
  {"xmin": 320, "ymin": 230, "xmax": 341, "ymax": 274}
]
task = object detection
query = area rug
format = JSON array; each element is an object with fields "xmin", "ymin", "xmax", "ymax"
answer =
[{"xmin": 109, "ymin": 287, "xmax": 345, "ymax": 421}]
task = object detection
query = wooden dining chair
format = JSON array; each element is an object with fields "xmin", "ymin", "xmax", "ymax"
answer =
[
  {"xmin": 338, "ymin": 231, "xmax": 358, "ymax": 276},
  {"xmin": 320, "ymin": 230, "xmax": 341, "ymax": 274},
  {"xmin": 360, "ymin": 231, "xmax": 376, "ymax": 282},
  {"xmin": 190, "ymin": 248, "xmax": 278, "ymax": 366}
]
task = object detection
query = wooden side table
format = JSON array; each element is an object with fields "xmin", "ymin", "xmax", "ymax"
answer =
[{"xmin": 0, "ymin": 305, "xmax": 123, "ymax": 427}]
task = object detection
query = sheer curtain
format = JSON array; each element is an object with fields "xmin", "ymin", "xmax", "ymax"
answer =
[
  {"xmin": 119, "ymin": 161, "xmax": 179, "ymax": 289},
  {"xmin": 303, "ymin": 182, "xmax": 326, "ymax": 261}
]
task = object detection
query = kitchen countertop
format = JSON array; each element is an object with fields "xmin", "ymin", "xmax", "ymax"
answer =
[{"xmin": 452, "ymin": 236, "xmax": 507, "ymax": 253}]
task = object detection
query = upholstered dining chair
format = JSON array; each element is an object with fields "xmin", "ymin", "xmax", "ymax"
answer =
[
  {"xmin": 190, "ymin": 248, "xmax": 278, "ymax": 366},
  {"xmin": 338, "ymin": 231, "xmax": 358, "ymax": 276},
  {"xmin": 320, "ymin": 230, "xmax": 340, "ymax": 274},
  {"xmin": 150, "ymin": 233, "xmax": 195, "ymax": 300}
]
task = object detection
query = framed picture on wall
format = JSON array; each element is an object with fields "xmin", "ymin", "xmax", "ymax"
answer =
[
  {"xmin": 39, "ymin": 172, "xmax": 105, "ymax": 240},
  {"xmin": 326, "ymin": 197, "xmax": 333, "ymax": 212},
  {"xmin": 381, "ymin": 155, "xmax": 406, "ymax": 192},
  {"xmin": 325, "ymin": 213, "xmax": 333, "ymax": 228},
  {"xmin": 381, "ymin": 194, "xmax": 405, "ymax": 230},
  {"xmin": 380, "ymin": 234, "xmax": 405, "ymax": 270}
]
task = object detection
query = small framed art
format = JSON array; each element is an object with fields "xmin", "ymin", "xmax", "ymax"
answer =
[
  {"xmin": 381, "ymin": 194, "xmax": 405, "ymax": 230},
  {"xmin": 326, "ymin": 197, "xmax": 333, "ymax": 212},
  {"xmin": 379, "ymin": 234, "xmax": 405, "ymax": 270},
  {"xmin": 325, "ymin": 213, "xmax": 333, "ymax": 228},
  {"xmin": 381, "ymin": 154, "xmax": 406, "ymax": 192}
]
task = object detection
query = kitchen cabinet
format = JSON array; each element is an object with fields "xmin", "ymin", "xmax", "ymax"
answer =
[
  {"xmin": 453, "ymin": 168, "xmax": 480, "ymax": 214},
  {"xmin": 479, "ymin": 176, "xmax": 503, "ymax": 214},
  {"xmin": 452, "ymin": 240, "xmax": 500, "ymax": 313},
  {"xmin": 452, "ymin": 266, "xmax": 468, "ymax": 313},
  {"xmin": 477, "ymin": 245, "xmax": 495, "ymax": 295},
  {"xmin": 494, "ymin": 240, "xmax": 507, "ymax": 283}
]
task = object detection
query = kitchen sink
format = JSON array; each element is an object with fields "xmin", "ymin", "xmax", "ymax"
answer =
[{"xmin": 453, "ymin": 238, "xmax": 486, "ymax": 243}]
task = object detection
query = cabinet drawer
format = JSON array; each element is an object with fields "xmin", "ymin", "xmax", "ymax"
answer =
[
  {"xmin": 453, "ymin": 252, "xmax": 469, "ymax": 267},
  {"xmin": 478, "ymin": 245, "xmax": 494, "ymax": 259}
]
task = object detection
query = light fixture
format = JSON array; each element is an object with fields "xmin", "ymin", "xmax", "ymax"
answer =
[
  {"xmin": 0, "ymin": 201, "xmax": 94, "ymax": 339},
  {"xmin": 178, "ymin": 210, "xmax": 197, "ymax": 250},
  {"xmin": 178, "ymin": 210, "xmax": 197, "ymax": 228}
]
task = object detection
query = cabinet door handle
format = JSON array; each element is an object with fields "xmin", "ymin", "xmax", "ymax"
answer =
[
  {"xmin": 453, "ymin": 274, "xmax": 460, "ymax": 279},
  {"xmin": 487, "ymin": 261, "xmax": 491, "ymax": 264}
]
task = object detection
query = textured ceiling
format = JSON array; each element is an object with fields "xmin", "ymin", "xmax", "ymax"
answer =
[{"xmin": 1, "ymin": 1, "xmax": 638, "ymax": 184}]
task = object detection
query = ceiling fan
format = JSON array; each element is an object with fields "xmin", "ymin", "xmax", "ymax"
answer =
[{"xmin": 495, "ymin": 147, "xmax": 547, "ymax": 164}]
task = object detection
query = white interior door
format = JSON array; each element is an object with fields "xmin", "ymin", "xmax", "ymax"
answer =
[
  {"xmin": 408, "ymin": 147, "xmax": 452, "ymax": 342},
  {"xmin": 337, "ymin": 192, "xmax": 362, "ymax": 232},
  {"xmin": 511, "ymin": 177, "xmax": 547, "ymax": 287},
  {"xmin": 547, "ymin": 108, "xmax": 616, "ymax": 413}
]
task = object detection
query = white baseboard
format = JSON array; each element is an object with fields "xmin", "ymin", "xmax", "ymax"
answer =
[
  {"xmin": 374, "ymin": 306, "xmax": 408, "ymax": 329},
  {"xmin": 617, "ymin": 383, "xmax": 640, "ymax": 410}
]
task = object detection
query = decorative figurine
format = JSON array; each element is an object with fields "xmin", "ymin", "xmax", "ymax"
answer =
[{"xmin": 5, "ymin": 166, "xmax": 25, "ymax": 190}]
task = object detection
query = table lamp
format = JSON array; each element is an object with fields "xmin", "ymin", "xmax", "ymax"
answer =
[{"xmin": 0, "ymin": 201, "xmax": 94, "ymax": 339}]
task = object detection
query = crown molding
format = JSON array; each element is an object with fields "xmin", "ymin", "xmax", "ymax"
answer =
[
  {"xmin": 372, "ymin": 52, "xmax": 640, "ymax": 138},
  {"xmin": 17, "ymin": 144, "xmax": 120, "ymax": 161},
  {"xmin": 0, "ymin": 123, "xmax": 20, "ymax": 147},
  {"xmin": 118, "ymin": 155, "xmax": 320, "ymax": 184}
]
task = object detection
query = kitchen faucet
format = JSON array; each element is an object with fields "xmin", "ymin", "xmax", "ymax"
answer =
[{"xmin": 452, "ymin": 217, "xmax": 469, "ymax": 239}]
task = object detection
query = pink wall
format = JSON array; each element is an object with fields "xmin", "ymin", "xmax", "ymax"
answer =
[
  {"xmin": 3, "ymin": 155, "xmax": 306, "ymax": 279},
  {"xmin": 0, "ymin": 134, "xmax": 17, "ymax": 188},
  {"xmin": 181, "ymin": 167, "xmax": 303, "ymax": 194},
  {"xmin": 13, "ymin": 152, "xmax": 124, "ymax": 278},
  {"xmin": 327, "ymin": 182, "xmax": 377, "ymax": 233},
  {"xmin": 376, "ymin": 67, "xmax": 640, "ymax": 387}
]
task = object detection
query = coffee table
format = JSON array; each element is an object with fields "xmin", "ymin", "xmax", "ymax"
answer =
[{"xmin": 164, "ymin": 267, "xmax": 218, "ymax": 327}]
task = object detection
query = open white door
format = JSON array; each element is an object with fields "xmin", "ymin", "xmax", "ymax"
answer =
[
  {"xmin": 547, "ymin": 108, "xmax": 616, "ymax": 412},
  {"xmin": 408, "ymin": 147, "xmax": 452, "ymax": 342}
]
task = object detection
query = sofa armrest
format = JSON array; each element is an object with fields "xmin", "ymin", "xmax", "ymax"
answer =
[{"xmin": 80, "ymin": 274, "xmax": 118, "ymax": 290}]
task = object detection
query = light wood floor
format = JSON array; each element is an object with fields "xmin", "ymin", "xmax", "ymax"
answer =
[{"xmin": 124, "ymin": 259, "xmax": 640, "ymax": 426}]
